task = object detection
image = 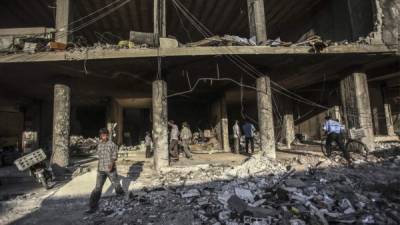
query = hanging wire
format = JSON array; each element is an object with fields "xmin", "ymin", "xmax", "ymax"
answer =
[{"xmin": 171, "ymin": 0, "xmax": 375, "ymax": 124}]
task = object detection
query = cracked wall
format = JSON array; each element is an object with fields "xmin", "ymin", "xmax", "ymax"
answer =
[{"xmin": 379, "ymin": 0, "xmax": 400, "ymax": 49}]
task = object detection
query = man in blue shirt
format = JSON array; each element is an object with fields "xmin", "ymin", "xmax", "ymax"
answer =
[
  {"xmin": 242, "ymin": 119, "xmax": 256, "ymax": 154},
  {"xmin": 323, "ymin": 116, "xmax": 351, "ymax": 164}
]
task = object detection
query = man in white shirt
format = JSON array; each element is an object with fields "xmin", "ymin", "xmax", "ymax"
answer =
[
  {"xmin": 232, "ymin": 120, "xmax": 241, "ymax": 154},
  {"xmin": 180, "ymin": 122, "xmax": 193, "ymax": 159},
  {"xmin": 168, "ymin": 120, "xmax": 180, "ymax": 161}
]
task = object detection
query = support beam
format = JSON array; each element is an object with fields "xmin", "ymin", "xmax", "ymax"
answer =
[
  {"xmin": 282, "ymin": 109, "xmax": 295, "ymax": 149},
  {"xmin": 384, "ymin": 103, "xmax": 395, "ymax": 136},
  {"xmin": 221, "ymin": 96, "xmax": 230, "ymax": 153},
  {"xmin": 55, "ymin": 0, "xmax": 71, "ymax": 44},
  {"xmin": 280, "ymin": 98, "xmax": 295, "ymax": 149},
  {"xmin": 51, "ymin": 84, "xmax": 71, "ymax": 169},
  {"xmin": 152, "ymin": 80, "xmax": 169, "ymax": 171},
  {"xmin": 383, "ymin": 90, "xmax": 396, "ymax": 136},
  {"xmin": 211, "ymin": 95, "xmax": 230, "ymax": 152},
  {"xmin": 256, "ymin": 76, "xmax": 276, "ymax": 158},
  {"xmin": 247, "ymin": 0, "xmax": 267, "ymax": 44},
  {"xmin": 331, "ymin": 105, "xmax": 342, "ymax": 123},
  {"xmin": 106, "ymin": 99, "xmax": 123, "ymax": 145},
  {"xmin": 340, "ymin": 72, "xmax": 375, "ymax": 150},
  {"xmin": 153, "ymin": 0, "xmax": 166, "ymax": 46}
]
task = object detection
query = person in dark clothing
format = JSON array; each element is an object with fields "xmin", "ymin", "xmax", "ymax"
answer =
[
  {"xmin": 242, "ymin": 120, "xmax": 256, "ymax": 154},
  {"xmin": 86, "ymin": 128, "xmax": 125, "ymax": 214},
  {"xmin": 323, "ymin": 116, "xmax": 351, "ymax": 165}
]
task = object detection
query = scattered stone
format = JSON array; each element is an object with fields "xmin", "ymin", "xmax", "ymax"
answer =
[
  {"xmin": 285, "ymin": 178, "xmax": 306, "ymax": 188},
  {"xmin": 181, "ymin": 189, "xmax": 200, "ymax": 198},
  {"xmin": 234, "ymin": 187, "xmax": 255, "ymax": 203}
]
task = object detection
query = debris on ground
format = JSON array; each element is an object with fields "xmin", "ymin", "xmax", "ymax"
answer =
[
  {"xmin": 71, "ymin": 166, "xmax": 91, "ymax": 178},
  {"xmin": 69, "ymin": 136, "xmax": 99, "ymax": 155},
  {"xmin": 80, "ymin": 147, "xmax": 400, "ymax": 225},
  {"xmin": 119, "ymin": 144, "xmax": 145, "ymax": 152}
]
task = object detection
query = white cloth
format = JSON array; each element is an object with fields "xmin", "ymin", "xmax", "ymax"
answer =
[
  {"xmin": 180, "ymin": 127, "xmax": 192, "ymax": 140},
  {"xmin": 233, "ymin": 123, "xmax": 241, "ymax": 138},
  {"xmin": 170, "ymin": 124, "xmax": 179, "ymax": 140}
]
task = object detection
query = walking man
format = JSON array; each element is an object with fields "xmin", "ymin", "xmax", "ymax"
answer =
[
  {"xmin": 323, "ymin": 116, "xmax": 351, "ymax": 165},
  {"xmin": 86, "ymin": 128, "xmax": 125, "ymax": 214},
  {"xmin": 168, "ymin": 120, "xmax": 180, "ymax": 161},
  {"xmin": 242, "ymin": 120, "xmax": 256, "ymax": 154},
  {"xmin": 180, "ymin": 122, "xmax": 193, "ymax": 159},
  {"xmin": 232, "ymin": 120, "xmax": 241, "ymax": 154}
]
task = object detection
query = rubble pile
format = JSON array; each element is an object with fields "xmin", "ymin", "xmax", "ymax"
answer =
[
  {"xmin": 69, "ymin": 136, "xmax": 99, "ymax": 155},
  {"xmin": 81, "ymin": 153, "xmax": 400, "ymax": 225},
  {"xmin": 119, "ymin": 144, "xmax": 145, "ymax": 152},
  {"xmin": 374, "ymin": 141, "xmax": 400, "ymax": 151}
]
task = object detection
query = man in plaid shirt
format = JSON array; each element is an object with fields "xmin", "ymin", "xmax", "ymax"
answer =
[{"xmin": 86, "ymin": 128, "xmax": 125, "ymax": 214}]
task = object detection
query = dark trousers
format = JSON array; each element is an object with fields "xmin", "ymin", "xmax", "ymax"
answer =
[
  {"xmin": 245, "ymin": 137, "xmax": 254, "ymax": 153},
  {"xmin": 145, "ymin": 145, "xmax": 152, "ymax": 158},
  {"xmin": 326, "ymin": 133, "xmax": 351, "ymax": 162},
  {"xmin": 169, "ymin": 139, "xmax": 179, "ymax": 159},
  {"xmin": 89, "ymin": 170, "xmax": 124, "ymax": 209}
]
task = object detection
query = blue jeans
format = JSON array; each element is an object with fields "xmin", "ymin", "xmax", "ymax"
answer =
[{"xmin": 89, "ymin": 170, "xmax": 124, "ymax": 209}]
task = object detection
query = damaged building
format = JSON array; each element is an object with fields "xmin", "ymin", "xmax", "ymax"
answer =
[
  {"xmin": 0, "ymin": 0, "xmax": 398, "ymax": 169},
  {"xmin": 0, "ymin": 0, "xmax": 400, "ymax": 224}
]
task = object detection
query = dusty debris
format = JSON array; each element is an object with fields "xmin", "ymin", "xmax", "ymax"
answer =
[
  {"xmin": 77, "ymin": 147, "xmax": 400, "ymax": 225},
  {"xmin": 71, "ymin": 166, "xmax": 91, "ymax": 178},
  {"xmin": 69, "ymin": 136, "xmax": 99, "ymax": 155}
]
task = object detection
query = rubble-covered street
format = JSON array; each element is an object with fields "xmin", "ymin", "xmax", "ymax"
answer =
[
  {"xmin": 1, "ymin": 143, "xmax": 399, "ymax": 225},
  {"xmin": 1, "ymin": 0, "xmax": 400, "ymax": 224}
]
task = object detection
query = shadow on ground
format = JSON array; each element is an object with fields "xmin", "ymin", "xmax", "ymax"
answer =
[{"xmin": 5, "ymin": 147, "xmax": 400, "ymax": 225}]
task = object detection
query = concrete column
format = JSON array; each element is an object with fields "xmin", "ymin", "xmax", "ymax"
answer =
[
  {"xmin": 256, "ymin": 76, "xmax": 276, "ymax": 158},
  {"xmin": 211, "ymin": 96, "xmax": 230, "ymax": 152},
  {"xmin": 282, "ymin": 114, "xmax": 295, "ymax": 149},
  {"xmin": 330, "ymin": 105, "xmax": 342, "ymax": 123},
  {"xmin": 220, "ymin": 96, "xmax": 230, "ymax": 152},
  {"xmin": 106, "ymin": 99, "xmax": 123, "ymax": 145},
  {"xmin": 247, "ymin": 0, "xmax": 267, "ymax": 44},
  {"xmin": 340, "ymin": 72, "xmax": 375, "ymax": 150},
  {"xmin": 55, "ymin": 0, "xmax": 71, "ymax": 44},
  {"xmin": 154, "ymin": 0, "xmax": 166, "ymax": 46},
  {"xmin": 152, "ymin": 80, "xmax": 169, "ymax": 170},
  {"xmin": 372, "ymin": 106, "xmax": 380, "ymax": 134},
  {"xmin": 384, "ymin": 101, "xmax": 395, "ymax": 136},
  {"xmin": 51, "ymin": 84, "xmax": 71, "ymax": 168}
]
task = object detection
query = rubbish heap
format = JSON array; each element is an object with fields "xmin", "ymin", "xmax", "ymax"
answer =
[
  {"xmin": 81, "ymin": 151, "xmax": 400, "ymax": 225},
  {"xmin": 69, "ymin": 136, "xmax": 99, "ymax": 155}
]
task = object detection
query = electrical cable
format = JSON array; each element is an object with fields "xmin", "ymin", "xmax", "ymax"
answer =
[{"xmin": 171, "ymin": 0, "xmax": 376, "ymax": 126}]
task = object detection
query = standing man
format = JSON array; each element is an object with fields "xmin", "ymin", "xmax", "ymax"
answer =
[
  {"xmin": 323, "ymin": 115, "xmax": 351, "ymax": 165},
  {"xmin": 232, "ymin": 120, "xmax": 241, "ymax": 154},
  {"xmin": 242, "ymin": 119, "xmax": 256, "ymax": 154},
  {"xmin": 145, "ymin": 131, "xmax": 152, "ymax": 158},
  {"xmin": 168, "ymin": 120, "xmax": 180, "ymax": 161},
  {"xmin": 180, "ymin": 122, "xmax": 193, "ymax": 159},
  {"xmin": 86, "ymin": 128, "xmax": 125, "ymax": 214}
]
